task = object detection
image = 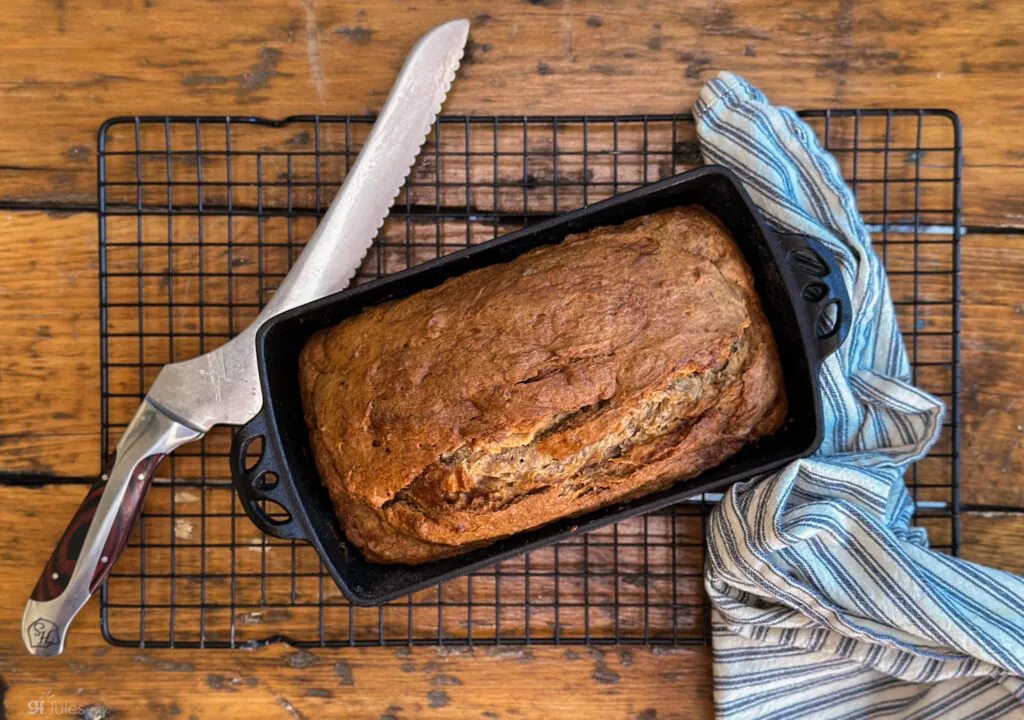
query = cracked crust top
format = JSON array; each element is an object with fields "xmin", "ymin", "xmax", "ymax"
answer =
[{"xmin": 299, "ymin": 207, "xmax": 786, "ymax": 563}]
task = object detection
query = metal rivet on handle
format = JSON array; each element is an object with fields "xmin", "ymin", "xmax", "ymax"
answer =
[
  {"xmin": 51, "ymin": 572, "xmax": 60, "ymax": 581},
  {"xmin": 101, "ymin": 556, "xmax": 109, "ymax": 564},
  {"xmin": 137, "ymin": 473, "xmax": 146, "ymax": 481}
]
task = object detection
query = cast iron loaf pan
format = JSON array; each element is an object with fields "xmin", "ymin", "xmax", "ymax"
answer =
[{"xmin": 229, "ymin": 165, "xmax": 851, "ymax": 605}]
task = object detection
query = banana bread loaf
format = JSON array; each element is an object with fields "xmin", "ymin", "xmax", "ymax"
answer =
[{"xmin": 299, "ymin": 207, "xmax": 786, "ymax": 564}]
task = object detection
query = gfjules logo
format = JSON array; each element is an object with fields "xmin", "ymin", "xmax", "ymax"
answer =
[{"xmin": 28, "ymin": 690, "xmax": 109, "ymax": 717}]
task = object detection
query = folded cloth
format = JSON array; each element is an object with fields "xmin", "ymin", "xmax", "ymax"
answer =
[{"xmin": 696, "ymin": 72, "xmax": 1024, "ymax": 719}]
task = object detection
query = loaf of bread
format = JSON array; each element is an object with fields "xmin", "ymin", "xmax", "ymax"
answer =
[{"xmin": 299, "ymin": 207, "xmax": 786, "ymax": 564}]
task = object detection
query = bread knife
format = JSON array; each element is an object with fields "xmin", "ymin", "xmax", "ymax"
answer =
[{"xmin": 22, "ymin": 18, "xmax": 470, "ymax": 657}]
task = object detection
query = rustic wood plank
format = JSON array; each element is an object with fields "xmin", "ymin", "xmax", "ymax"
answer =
[
  {"xmin": 1, "ymin": 486, "xmax": 712, "ymax": 720},
  {"xmin": 0, "ymin": 317, "xmax": 99, "ymax": 434},
  {"xmin": 3, "ymin": 487, "xmax": 1020, "ymax": 719},
  {"xmin": 962, "ymin": 392, "xmax": 1024, "ymax": 509},
  {"xmin": 2, "ymin": 210, "xmax": 1022, "ymax": 510},
  {"xmin": 0, "ymin": 212, "xmax": 100, "ymax": 475},
  {"xmin": 0, "ymin": 435, "xmax": 98, "ymax": 478},
  {"xmin": 961, "ymin": 512, "xmax": 1024, "ymax": 576},
  {"xmin": 920, "ymin": 511, "xmax": 1024, "ymax": 576},
  {"xmin": 961, "ymin": 232, "xmax": 1024, "ymax": 397},
  {"xmin": 0, "ymin": 211, "xmax": 98, "ymax": 316},
  {"xmin": 0, "ymin": 0, "xmax": 1021, "ymax": 227},
  {"xmin": 3, "ymin": 639, "xmax": 712, "ymax": 720},
  {"xmin": 1, "ymin": 3, "xmax": 1021, "ymax": 716},
  {"xmin": 957, "ymin": 232, "xmax": 1024, "ymax": 508}
]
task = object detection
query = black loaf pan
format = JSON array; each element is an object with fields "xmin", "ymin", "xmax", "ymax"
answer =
[{"xmin": 230, "ymin": 165, "xmax": 851, "ymax": 605}]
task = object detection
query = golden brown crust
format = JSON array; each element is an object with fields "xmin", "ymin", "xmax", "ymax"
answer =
[{"xmin": 299, "ymin": 207, "xmax": 786, "ymax": 564}]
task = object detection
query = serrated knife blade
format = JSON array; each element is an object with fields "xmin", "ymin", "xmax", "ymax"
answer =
[
  {"xmin": 23, "ymin": 18, "xmax": 469, "ymax": 656},
  {"xmin": 153, "ymin": 18, "xmax": 468, "ymax": 430}
]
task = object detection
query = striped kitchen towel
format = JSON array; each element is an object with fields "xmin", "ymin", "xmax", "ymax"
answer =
[{"xmin": 695, "ymin": 72, "xmax": 1024, "ymax": 719}]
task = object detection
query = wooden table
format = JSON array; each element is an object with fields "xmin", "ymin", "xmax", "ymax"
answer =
[{"xmin": 1, "ymin": 1, "xmax": 1021, "ymax": 717}]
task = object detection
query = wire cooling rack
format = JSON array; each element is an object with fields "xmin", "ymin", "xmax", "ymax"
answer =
[{"xmin": 97, "ymin": 110, "xmax": 962, "ymax": 648}]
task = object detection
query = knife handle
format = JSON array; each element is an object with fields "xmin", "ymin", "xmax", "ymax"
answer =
[
  {"xmin": 22, "ymin": 401, "xmax": 202, "ymax": 657},
  {"xmin": 29, "ymin": 453, "xmax": 163, "ymax": 603}
]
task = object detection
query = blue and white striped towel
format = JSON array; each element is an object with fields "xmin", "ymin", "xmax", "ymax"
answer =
[{"xmin": 696, "ymin": 73, "xmax": 1024, "ymax": 719}]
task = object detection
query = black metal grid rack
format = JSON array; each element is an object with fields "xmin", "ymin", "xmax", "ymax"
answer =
[{"xmin": 97, "ymin": 110, "xmax": 962, "ymax": 648}]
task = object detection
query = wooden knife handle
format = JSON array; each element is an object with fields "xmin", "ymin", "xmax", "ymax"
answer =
[
  {"xmin": 29, "ymin": 451, "xmax": 165, "ymax": 602},
  {"xmin": 22, "ymin": 400, "xmax": 203, "ymax": 656}
]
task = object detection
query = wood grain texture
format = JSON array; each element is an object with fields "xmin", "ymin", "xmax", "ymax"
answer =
[
  {"xmin": 3, "ymin": 485, "xmax": 1021, "ymax": 719},
  {"xmin": 0, "ymin": 2, "xmax": 1022, "ymax": 715},
  {"xmin": 4, "ymin": 213, "xmax": 1022, "ymax": 507},
  {"xmin": 2, "ymin": 486, "xmax": 712, "ymax": 719},
  {"xmin": 0, "ymin": 0, "xmax": 1021, "ymax": 226},
  {"xmin": 961, "ymin": 512, "xmax": 1024, "ymax": 576},
  {"xmin": 5, "ymin": 642, "xmax": 712, "ymax": 720},
  {"xmin": 0, "ymin": 212, "xmax": 100, "ymax": 476},
  {"xmin": 4, "ymin": 641, "xmax": 711, "ymax": 720}
]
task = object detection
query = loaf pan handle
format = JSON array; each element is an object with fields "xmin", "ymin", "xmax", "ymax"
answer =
[
  {"xmin": 777, "ymin": 232, "xmax": 851, "ymax": 362},
  {"xmin": 230, "ymin": 412, "xmax": 305, "ymax": 540}
]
